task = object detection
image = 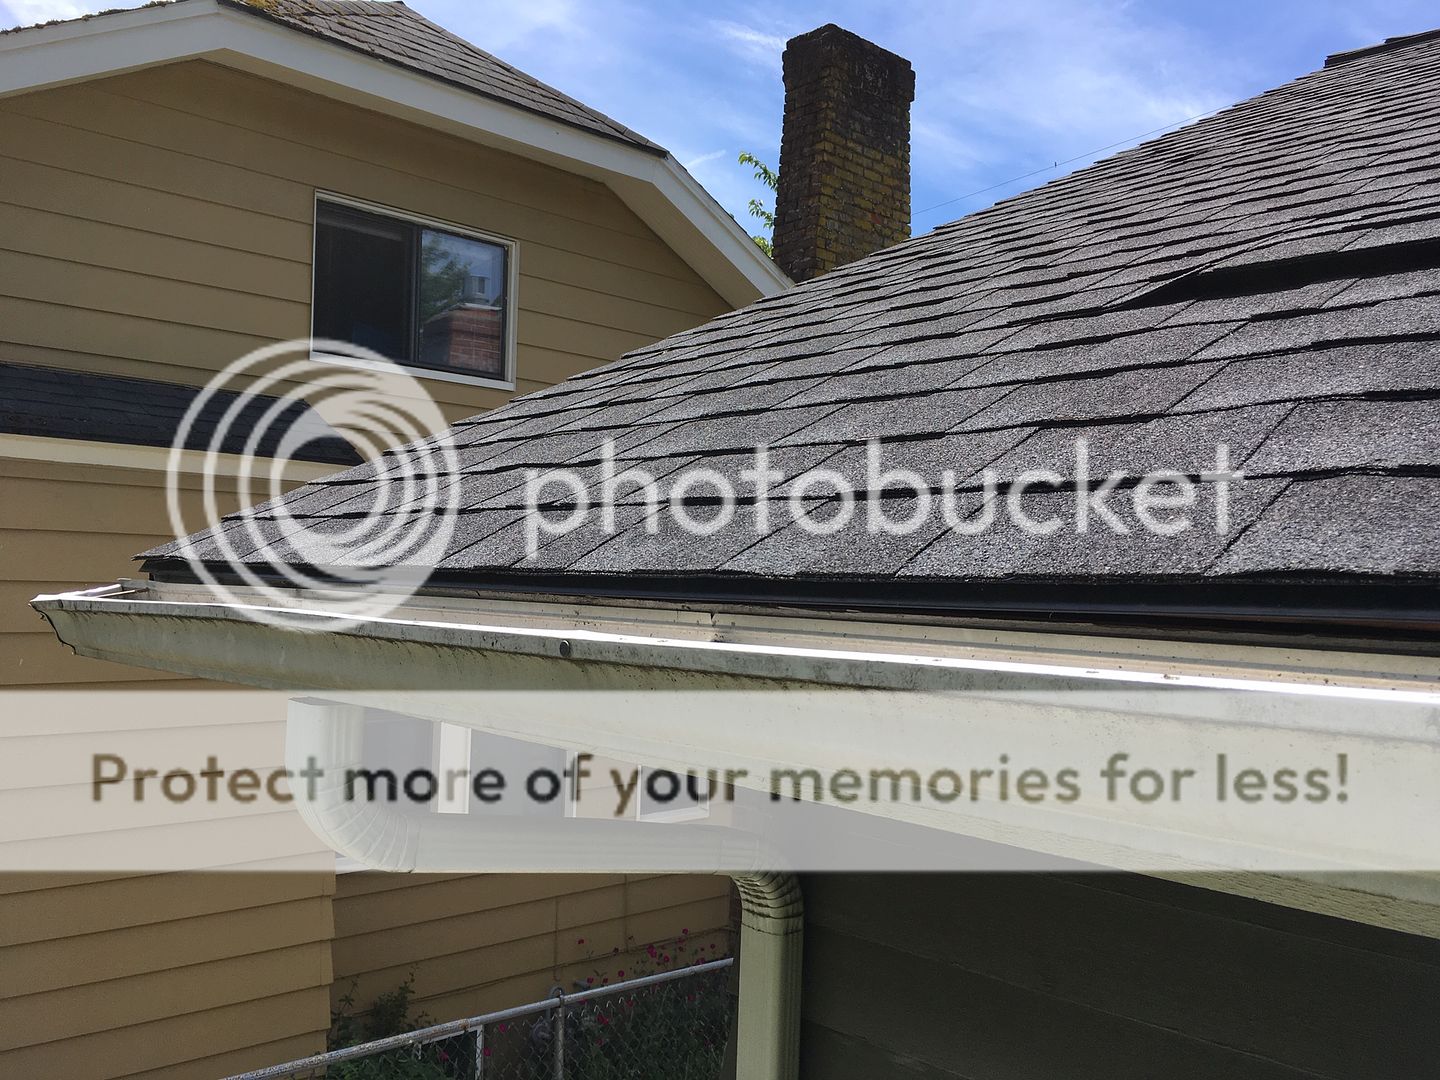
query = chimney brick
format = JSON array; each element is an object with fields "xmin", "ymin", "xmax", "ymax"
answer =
[{"xmin": 773, "ymin": 24, "xmax": 915, "ymax": 283}]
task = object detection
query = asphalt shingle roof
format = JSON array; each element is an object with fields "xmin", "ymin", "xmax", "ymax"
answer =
[
  {"xmin": 150, "ymin": 29, "xmax": 1440, "ymax": 621},
  {"xmin": 220, "ymin": 0, "xmax": 662, "ymax": 152},
  {"xmin": 0, "ymin": 362, "xmax": 360, "ymax": 465}
]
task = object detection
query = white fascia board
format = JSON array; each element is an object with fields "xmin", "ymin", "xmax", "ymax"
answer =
[
  {"xmin": 0, "ymin": 1, "xmax": 227, "ymax": 100},
  {"xmin": 0, "ymin": 1, "xmax": 790, "ymax": 307}
]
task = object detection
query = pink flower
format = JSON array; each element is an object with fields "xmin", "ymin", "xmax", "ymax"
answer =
[
  {"xmin": 616, "ymin": 970, "xmax": 625, "ymax": 978},
  {"xmin": 681, "ymin": 928, "xmax": 689, "ymax": 935},
  {"xmin": 586, "ymin": 976, "xmax": 594, "ymax": 985},
  {"xmin": 483, "ymin": 1047, "xmax": 493, "ymax": 1058}
]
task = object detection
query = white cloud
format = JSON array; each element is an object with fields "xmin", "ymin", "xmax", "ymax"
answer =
[
  {"xmin": 683, "ymin": 149, "xmax": 729, "ymax": 170},
  {"xmin": 887, "ymin": 0, "xmax": 1241, "ymax": 224},
  {"xmin": 708, "ymin": 18, "xmax": 787, "ymax": 70},
  {"xmin": 0, "ymin": 0, "xmax": 128, "ymax": 27},
  {"xmin": 429, "ymin": 0, "xmax": 586, "ymax": 53}
]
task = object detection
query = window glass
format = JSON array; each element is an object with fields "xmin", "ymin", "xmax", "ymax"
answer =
[
  {"xmin": 313, "ymin": 203, "xmax": 412, "ymax": 361},
  {"xmin": 416, "ymin": 230, "xmax": 509, "ymax": 378},
  {"xmin": 313, "ymin": 200, "xmax": 511, "ymax": 381}
]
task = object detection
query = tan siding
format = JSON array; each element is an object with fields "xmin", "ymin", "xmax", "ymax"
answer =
[
  {"xmin": 331, "ymin": 872, "xmax": 732, "ymax": 1022},
  {"xmin": 125, "ymin": 1032, "xmax": 328, "ymax": 1080},
  {"xmin": 0, "ymin": 872, "xmax": 334, "ymax": 1078},
  {"xmin": 0, "ymin": 986, "xmax": 331, "ymax": 1080},
  {"xmin": 0, "ymin": 60, "xmax": 731, "ymax": 425},
  {"xmin": 0, "ymin": 57, "xmax": 737, "ymax": 1079},
  {"xmin": 0, "ymin": 455, "xmax": 273, "ymax": 686}
]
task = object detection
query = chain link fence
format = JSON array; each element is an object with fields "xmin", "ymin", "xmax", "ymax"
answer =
[{"xmin": 224, "ymin": 958, "xmax": 734, "ymax": 1080}]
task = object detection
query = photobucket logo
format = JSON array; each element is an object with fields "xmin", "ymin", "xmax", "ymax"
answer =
[
  {"xmin": 164, "ymin": 340, "xmax": 459, "ymax": 631},
  {"xmin": 522, "ymin": 440, "xmax": 1244, "ymax": 557}
]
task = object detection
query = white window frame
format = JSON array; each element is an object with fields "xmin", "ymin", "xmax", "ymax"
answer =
[{"xmin": 309, "ymin": 190, "xmax": 520, "ymax": 391}]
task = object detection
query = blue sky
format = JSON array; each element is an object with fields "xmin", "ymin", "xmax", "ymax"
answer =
[{"xmin": 5, "ymin": 0, "xmax": 1437, "ymax": 236}]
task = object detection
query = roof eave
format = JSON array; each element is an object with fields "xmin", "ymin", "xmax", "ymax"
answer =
[{"xmin": 0, "ymin": 0, "xmax": 790, "ymax": 307}]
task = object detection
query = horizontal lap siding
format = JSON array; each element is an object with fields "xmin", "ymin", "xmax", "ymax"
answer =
[
  {"xmin": 0, "ymin": 59, "xmax": 734, "ymax": 1079},
  {"xmin": 0, "ymin": 407, "xmax": 331, "ymax": 1080},
  {"xmin": 0, "ymin": 60, "xmax": 730, "ymax": 425},
  {"xmin": 799, "ymin": 872, "xmax": 1440, "ymax": 1079},
  {"xmin": 330, "ymin": 872, "xmax": 733, "ymax": 1023},
  {"xmin": 0, "ymin": 871, "xmax": 335, "ymax": 1080},
  {"xmin": 0, "ymin": 456, "xmax": 271, "ymax": 686}
]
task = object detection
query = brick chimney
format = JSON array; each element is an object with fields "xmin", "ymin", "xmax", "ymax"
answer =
[{"xmin": 772, "ymin": 24, "xmax": 915, "ymax": 283}]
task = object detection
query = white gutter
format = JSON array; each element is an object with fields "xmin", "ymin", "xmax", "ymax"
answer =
[{"xmin": 0, "ymin": 1, "xmax": 791, "ymax": 307}]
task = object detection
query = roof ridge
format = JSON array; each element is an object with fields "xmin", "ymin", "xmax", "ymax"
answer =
[{"xmin": 1324, "ymin": 27, "xmax": 1440, "ymax": 67}]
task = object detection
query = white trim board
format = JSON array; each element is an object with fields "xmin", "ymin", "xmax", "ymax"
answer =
[
  {"xmin": 0, "ymin": 0, "xmax": 791, "ymax": 308},
  {"xmin": 0, "ymin": 432, "xmax": 343, "ymax": 481}
]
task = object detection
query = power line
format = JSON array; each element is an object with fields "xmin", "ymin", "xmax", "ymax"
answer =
[{"xmin": 913, "ymin": 109, "xmax": 1218, "ymax": 221}]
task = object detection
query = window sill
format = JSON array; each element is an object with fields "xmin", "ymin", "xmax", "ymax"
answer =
[{"xmin": 311, "ymin": 350, "xmax": 516, "ymax": 393}]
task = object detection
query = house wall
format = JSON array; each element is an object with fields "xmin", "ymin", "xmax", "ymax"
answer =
[
  {"xmin": 0, "ymin": 58, "xmax": 731, "ymax": 417},
  {"xmin": 0, "ymin": 59, "xmax": 737, "ymax": 1078},
  {"xmin": 0, "ymin": 452, "xmax": 265, "ymax": 688},
  {"xmin": 0, "ymin": 452, "xmax": 339, "ymax": 1077},
  {"xmin": 0, "ymin": 871, "xmax": 335, "ymax": 1080},
  {"xmin": 330, "ymin": 872, "xmax": 733, "ymax": 1023},
  {"xmin": 799, "ymin": 872, "xmax": 1440, "ymax": 1079}
]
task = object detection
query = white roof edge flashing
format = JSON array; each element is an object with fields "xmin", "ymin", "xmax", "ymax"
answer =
[{"xmin": 0, "ymin": 0, "xmax": 789, "ymax": 306}]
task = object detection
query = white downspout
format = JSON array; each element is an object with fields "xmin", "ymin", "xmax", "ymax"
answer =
[
  {"xmin": 733, "ymin": 871, "xmax": 805, "ymax": 1080},
  {"xmin": 286, "ymin": 699, "xmax": 803, "ymax": 1080}
]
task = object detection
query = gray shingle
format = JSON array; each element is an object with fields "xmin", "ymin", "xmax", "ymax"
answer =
[
  {"xmin": 1195, "ymin": 296, "xmax": 1440, "ymax": 360},
  {"xmin": 566, "ymin": 502, "xmax": 778, "ymax": 574},
  {"xmin": 1212, "ymin": 475, "xmax": 1440, "ymax": 575},
  {"xmin": 633, "ymin": 406, "xmax": 843, "ymax": 457},
  {"xmin": 961, "ymin": 363, "xmax": 1224, "ymax": 430},
  {"xmin": 1241, "ymin": 396, "xmax": 1440, "ymax": 473},
  {"xmin": 989, "ymin": 404, "xmax": 1290, "ymax": 482},
  {"xmin": 0, "ymin": 361, "xmax": 359, "ymax": 465},
  {"xmin": 960, "ymin": 323, "xmax": 1239, "ymax": 386},
  {"xmin": 900, "ymin": 478, "xmax": 1287, "ymax": 579},
  {"xmin": 775, "ymin": 386, "xmax": 1011, "ymax": 444},
  {"xmin": 1177, "ymin": 339, "xmax": 1440, "ymax": 412},
  {"xmin": 720, "ymin": 496, "xmax": 953, "ymax": 577},
  {"xmin": 806, "ymin": 429, "xmax": 1034, "ymax": 495}
]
